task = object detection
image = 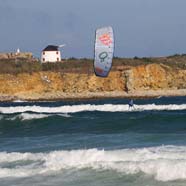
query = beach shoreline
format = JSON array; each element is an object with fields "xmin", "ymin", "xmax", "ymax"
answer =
[{"xmin": 1, "ymin": 89, "xmax": 186, "ymax": 102}]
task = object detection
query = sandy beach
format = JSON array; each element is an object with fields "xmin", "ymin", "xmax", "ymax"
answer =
[{"xmin": 1, "ymin": 89, "xmax": 186, "ymax": 102}]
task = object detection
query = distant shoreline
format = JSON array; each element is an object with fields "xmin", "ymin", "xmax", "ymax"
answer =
[{"xmin": 1, "ymin": 89, "xmax": 186, "ymax": 102}]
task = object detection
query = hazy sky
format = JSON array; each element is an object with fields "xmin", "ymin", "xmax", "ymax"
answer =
[{"xmin": 1, "ymin": 0, "xmax": 186, "ymax": 58}]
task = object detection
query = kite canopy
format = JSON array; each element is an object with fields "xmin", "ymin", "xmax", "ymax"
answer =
[{"xmin": 94, "ymin": 26, "xmax": 114, "ymax": 77}]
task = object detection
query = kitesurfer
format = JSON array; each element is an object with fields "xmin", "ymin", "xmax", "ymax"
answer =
[{"xmin": 128, "ymin": 99, "xmax": 134, "ymax": 110}]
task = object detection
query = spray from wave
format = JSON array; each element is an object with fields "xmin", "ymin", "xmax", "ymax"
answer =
[{"xmin": 0, "ymin": 146, "xmax": 186, "ymax": 181}]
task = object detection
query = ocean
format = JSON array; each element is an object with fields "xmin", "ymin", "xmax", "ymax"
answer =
[{"xmin": 0, "ymin": 97, "xmax": 186, "ymax": 186}]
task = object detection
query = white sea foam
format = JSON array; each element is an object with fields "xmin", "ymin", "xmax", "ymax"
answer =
[
  {"xmin": 13, "ymin": 100, "xmax": 28, "ymax": 103},
  {"xmin": 6, "ymin": 113, "xmax": 72, "ymax": 121},
  {"xmin": 1, "ymin": 146, "xmax": 186, "ymax": 181},
  {"xmin": 0, "ymin": 104, "xmax": 186, "ymax": 114},
  {"xmin": 12, "ymin": 113, "xmax": 50, "ymax": 121}
]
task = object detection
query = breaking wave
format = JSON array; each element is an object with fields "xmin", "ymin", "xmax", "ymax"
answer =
[
  {"xmin": 0, "ymin": 103, "xmax": 186, "ymax": 114},
  {"xmin": 7, "ymin": 113, "xmax": 51, "ymax": 121},
  {"xmin": 0, "ymin": 146, "xmax": 186, "ymax": 181},
  {"xmin": 0, "ymin": 113, "xmax": 71, "ymax": 121}
]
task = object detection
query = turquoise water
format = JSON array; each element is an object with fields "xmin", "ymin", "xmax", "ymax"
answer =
[{"xmin": 0, "ymin": 97, "xmax": 186, "ymax": 185}]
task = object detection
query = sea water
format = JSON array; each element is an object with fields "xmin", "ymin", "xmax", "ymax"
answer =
[{"xmin": 0, "ymin": 97, "xmax": 186, "ymax": 185}]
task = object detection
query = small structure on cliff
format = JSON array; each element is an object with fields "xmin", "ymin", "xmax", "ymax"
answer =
[
  {"xmin": 41, "ymin": 45, "xmax": 65, "ymax": 63},
  {"xmin": 0, "ymin": 48, "xmax": 33, "ymax": 60},
  {"xmin": 16, "ymin": 48, "xmax": 20, "ymax": 55}
]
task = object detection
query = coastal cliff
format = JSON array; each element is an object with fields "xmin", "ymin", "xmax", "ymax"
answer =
[{"xmin": 1, "ymin": 63, "xmax": 186, "ymax": 101}]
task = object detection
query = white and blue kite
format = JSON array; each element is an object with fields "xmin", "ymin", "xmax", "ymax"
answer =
[{"xmin": 94, "ymin": 26, "xmax": 114, "ymax": 77}]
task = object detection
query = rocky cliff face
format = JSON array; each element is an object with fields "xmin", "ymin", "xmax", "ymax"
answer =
[
  {"xmin": 0, "ymin": 64, "xmax": 186, "ymax": 100},
  {"xmin": 128, "ymin": 64, "xmax": 186, "ymax": 90}
]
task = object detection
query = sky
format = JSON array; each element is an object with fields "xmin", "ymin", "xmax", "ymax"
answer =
[{"xmin": 1, "ymin": 0, "xmax": 186, "ymax": 58}]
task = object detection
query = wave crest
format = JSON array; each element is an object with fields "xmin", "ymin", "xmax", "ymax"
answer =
[
  {"xmin": 1, "ymin": 104, "xmax": 186, "ymax": 114},
  {"xmin": 1, "ymin": 146, "xmax": 186, "ymax": 181}
]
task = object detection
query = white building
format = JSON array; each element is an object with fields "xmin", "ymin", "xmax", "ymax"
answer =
[{"xmin": 41, "ymin": 45, "xmax": 61, "ymax": 63}]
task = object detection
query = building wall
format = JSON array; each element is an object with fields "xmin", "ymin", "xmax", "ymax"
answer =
[{"xmin": 41, "ymin": 51, "xmax": 61, "ymax": 63}]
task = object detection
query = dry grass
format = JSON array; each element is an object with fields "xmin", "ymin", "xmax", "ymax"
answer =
[{"xmin": 0, "ymin": 54, "xmax": 186, "ymax": 74}]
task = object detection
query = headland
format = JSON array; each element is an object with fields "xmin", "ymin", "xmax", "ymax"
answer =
[{"xmin": 0, "ymin": 55, "xmax": 186, "ymax": 101}]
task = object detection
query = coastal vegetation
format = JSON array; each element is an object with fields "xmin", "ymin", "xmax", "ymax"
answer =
[{"xmin": 0, "ymin": 54, "xmax": 186, "ymax": 74}]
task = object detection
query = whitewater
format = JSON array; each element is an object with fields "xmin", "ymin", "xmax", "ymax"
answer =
[
  {"xmin": 1, "ymin": 97, "xmax": 186, "ymax": 186},
  {"xmin": 1, "ymin": 103, "xmax": 186, "ymax": 114},
  {"xmin": 0, "ymin": 146, "xmax": 186, "ymax": 181}
]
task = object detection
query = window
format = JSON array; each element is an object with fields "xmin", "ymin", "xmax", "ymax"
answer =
[
  {"xmin": 43, "ymin": 58, "xmax": 45, "ymax": 62},
  {"xmin": 56, "ymin": 51, "xmax": 58, "ymax": 55},
  {"xmin": 43, "ymin": 52, "xmax": 45, "ymax": 55},
  {"xmin": 57, "ymin": 58, "xmax": 59, "ymax": 61}
]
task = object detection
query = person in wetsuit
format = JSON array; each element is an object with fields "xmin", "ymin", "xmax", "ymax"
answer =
[{"xmin": 128, "ymin": 99, "xmax": 134, "ymax": 109}]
